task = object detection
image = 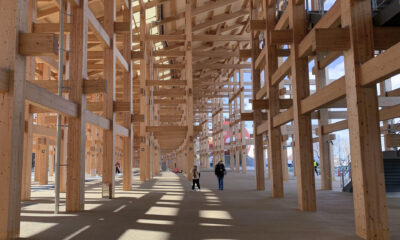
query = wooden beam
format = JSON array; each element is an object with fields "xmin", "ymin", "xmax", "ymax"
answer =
[
  {"xmin": 19, "ymin": 33, "xmax": 58, "ymax": 57},
  {"xmin": 87, "ymin": 8, "xmax": 111, "ymax": 47},
  {"xmin": 192, "ymin": 34, "xmax": 249, "ymax": 41},
  {"xmin": 146, "ymin": 126, "xmax": 188, "ymax": 132},
  {"xmin": 85, "ymin": 110, "xmax": 111, "ymax": 130},
  {"xmin": 25, "ymin": 81, "xmax": 78, "ymax": 117},
  {"xmin": 31, "ymin": 79, "xmax": 107, "ymax": 94},
  {"xmin": 146, "ymin": 80, "xmax": 187, "ymax": 86},
  {"xmin": 298, "ymin": 28, "xmax": 350, "ymax": 58}
]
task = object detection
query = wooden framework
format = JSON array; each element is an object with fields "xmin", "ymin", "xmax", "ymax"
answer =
[{"xmin": 0, "ymin": 0, "xmax": 399, "ymax": 239}]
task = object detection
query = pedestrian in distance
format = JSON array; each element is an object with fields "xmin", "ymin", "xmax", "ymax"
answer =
[
  {"xmin": 215, "ymin": 159, "xmax": 226, "ymax": 190},
  {"xmin": 314, "ymin": 160, "xmax": 319, "ymax": 176},
  {"xmin": 190, "ymin": 165, "xmax": 201, "ymax": 191}
]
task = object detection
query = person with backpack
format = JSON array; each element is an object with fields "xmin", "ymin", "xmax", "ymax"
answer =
[
  {"xmin": 190, "ymin": 165, "xmax": 201, "ymax": 191},
  {"xmin": 214, "ymin": 159, "xmax": 226, "ymax": 190}
]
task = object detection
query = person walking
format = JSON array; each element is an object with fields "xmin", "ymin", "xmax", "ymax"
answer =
[
  {"xmin": 215, "ymin": 159, "xmax": 226, "ymax": 190},
  {"xmin": 190, "ymin": 165, "xmax": 201, "ymax": 191},
  {"xmin": 314, "ymin": 160, "xmax": 319, "ymax": 176}
]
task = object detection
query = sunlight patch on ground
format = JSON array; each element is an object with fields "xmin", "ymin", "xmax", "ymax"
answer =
[
  {"xmin": 113, "ymin": 204, "xmax": 126, "ymax": 213},
  {"xmin": 119, "ymin": 229, "xmax": 170, "ymax": 240},
  {"xmin": 137, "ymin": 219, "xmax": 175, "ymax": 225},
  {"xmin": 160, "ymin": 194, "xmax": 184, "ymax": 201},
  {"xmin": 199, "ymin": 210, "xmax": 233, "ymax": 220},
  {"xmin": 62, "ymin": 225, "xmax": 91, "ymax": 240},
  {"xmin": 84, "ymin": 203, "xmax": 103, "ymax": 211},
  {"xmin": 20, "ymin": 222, "xmax": 59, "ymax": 238},
  {"xmin": 205, "ymin": 196, "xmax": 219, "ymax": 200},
  {"xmin": 199, "ymin": 223, "xmax": 233, "ymax": 227},
  {"xmin": 145, "ymin": 206, "xmax": 179, "ymax": 216},
  {"xmin": 156, "ymin": 201, "xmax": 181, "ymax": 206}
]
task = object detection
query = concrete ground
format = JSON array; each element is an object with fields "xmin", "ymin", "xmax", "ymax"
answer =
[{"xmin": 20, "ymin": 171, "xmax": 400, "ymax": 240}]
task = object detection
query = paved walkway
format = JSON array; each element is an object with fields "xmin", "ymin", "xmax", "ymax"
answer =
[{"xmin": 20, "ymin": 171, "xmax": 400, "ymax": 240}]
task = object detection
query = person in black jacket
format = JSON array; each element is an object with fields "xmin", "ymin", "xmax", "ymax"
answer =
[{"xmin": 214, "ymin": 159, "xmax": 226, "ymax": 190}]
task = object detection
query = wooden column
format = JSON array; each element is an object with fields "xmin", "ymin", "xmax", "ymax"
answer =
[
  {"xmin": 66, "ymin": 0, "xmax": 88, "ymax": 212},
  {"xmin": 102, "ymin": 0, "xmax": 116, "ymax": 198},
  {"xmin": 239, "ymin": 70, "xmax": 246, "ymax": 174},
  {"xmin": 122, "ymin": 0, "xmax": 133, "ymax": 191},
  {"xmin": 39, "ymin": 138, "xmax": 49, "ymax": 185},
  {"xmin": 185, "ymin": 0, "xmax": 194, "ymax": 180},
  {"xmin": 316, "ymin": 53, "xmax": 332, "ymax": 190},
  {"xmin": 289, "ymin": 0, "xmax": 316, "ymax": 210},
  {"xmin": 0, "ymin": 0, "xmax": 28, "ymax": 238},
  {"xmin": 60, "ymin": 124, "xmax": 67, "ymax": 193},
  {"xmin": 250, "ymin": 2, "xmax": 265, "ymax": 191},
  {"xmin": 139, "ymin": 0, "xmax": 148, "ymax": 182},
  {"xmin": 21, "ymin": 0, "xmax": 37, "ymax": 201},
  {"xmin": 22, "ymin": 106, "xmax": 33, "ymax": 200},
  {"xmin": 282, "ymin": 139, "xmax": 289, "ymax": 181},
  {"xmin": 264, "ymin": 0, "xmax": 283, "ymax": 197},
  {"xmin": 341, "ymin": 0, "xmax": 389, "ymax": 238}
]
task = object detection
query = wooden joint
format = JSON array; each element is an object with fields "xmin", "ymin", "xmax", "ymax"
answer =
[{"xmin": 19, "ymin": 33, "xmax": 58, "ymax": 57}]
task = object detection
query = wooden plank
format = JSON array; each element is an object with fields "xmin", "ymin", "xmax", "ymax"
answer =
[
  {"xmin": 373, "ymin": 27, "xmax": 400, "ymax": 50},
  {"xmin": 193, "ymin": 63, "xmax": 251, "ymax": 70},
  {"xmin": 32, "ymin": 125, "xmax": 57, "ymax": 138},
  {"xmin": 300, "ymin": 77, "xmax": 345, "ymax": 114},
  {"xmin": 341, "ymin": 0, "xmax": 389, "ymax": 238},
  {"xmin": 192, "ymin": 9, "xmax": 249, "ymax": 32},
  {"xmin": 146, "ymin": 80, "xmax": 187, "ymax": 86},
  {"xmin": 256, "ymin": 120, "xmax": 268, "ymax": 135},
  {"xmin": 298, "ymin": 28, "xmax": 350, "ymax": 58},
  {"xmin": 154, "ymin": 99, "xmax": 186, "ymax": 105},
  {"xmin": 115, "ymin": 46, "xmax": 129, "ymax": 72},
  {"xmin": 271, "ymin": 56, "xmax": 291, "ymax": 86},
  {"xmin": 85, "ymin": 110, "xmax": 111, "ymax": 130},
  {"xmin": 153, "ymin": 88, "xmax": 186, "ymax": 97},
  {"xmin": 192, "ymin": 0, "xmax": 241, "ymax": 15},
  {"xmin": 19, "ymin": 33, "xmax": 58, "ymax": 57},
  {"xmin": 87, "ymin": 8, "xmax": 111, "ymax": 47},
  {"xmin": 31, "ymin": 79, "xmax": 107, "ymax": 94},
  {"xmin": 25, "ymin": 81, "xmax": 78, "ymax": 117},
  {"xmin": 146, "ymin": 126, "xmax": 188, "ymax": 132},
  {"xmin": 115, "ymin": 123, "xmax": 129, "ymax": 137},
  {"xmin": 270, "ymin": 30, "xmax": 293, "ymax": 44},
  {"xmin": 360, "ymin": 42, "xmax": 400, "ymax": 87},
  {"xmin": 192, "ymin": 34, "xmax": 249, "ymax": 41}
]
